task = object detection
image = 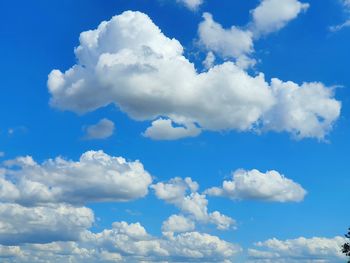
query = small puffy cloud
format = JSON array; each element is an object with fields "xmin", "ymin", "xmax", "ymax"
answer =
[
  {"xmin": 152, "ymin": 177, "xmax": 236, "ymax": 230},
  {"xmin": 251, "ymin": 0, "xmax": 309, "ymax": 36},
  {"xmin": 198, "ymin": 13, "xmax": 254, "ymax": 61},
  {"xmin": 0, "ymin": 203, "xmax": 93, "ymax": 245},
  {"xmin": 143, "ymin": 118, "xmax": 201, "ymax": 140},
  {"xmin": 162, "ymin": 214, "xmax": 195, "ymax": 233},
  {"xmin": 48, "ymin": 11, "xmax": 340, "ymax": 140},
  {"xmin": 1, "ymin": 150, "xmax": 152, "ymax": 205},
  {"xmin": 0, "ymin": 152, "xmax": 4, "ymax": 157},
  {"xmin": 83, "ymin": 118, "xmax": 115, "ymax": 140},
  {"xmin": 248, "ymin": 236, "xmax": 347, "ymax": 262},
  {"xmin": 206, "ymin": 169, "xmax": 306, "ymax": 202},
  {"xmin": 177, "ymin": 0, "xmax": 203, "ymax": 10}
]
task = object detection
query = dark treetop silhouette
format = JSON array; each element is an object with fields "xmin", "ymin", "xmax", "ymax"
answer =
[{"xmin": 342, "ymin": 228, "xmax": 350, "ymax": 263}]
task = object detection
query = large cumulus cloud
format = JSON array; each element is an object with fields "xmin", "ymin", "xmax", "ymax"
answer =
[{"xmin": 48, "ymin": 11, "xmax": 341, "ymax": 140}]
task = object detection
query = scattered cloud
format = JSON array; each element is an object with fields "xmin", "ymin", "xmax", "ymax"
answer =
[
  {"xmin": 251, "ymin": 0, "xmax": 309, "ymax": 36},
  {"xmin": 330, "ymin": 0, "xmax": 350, "ymax": 32},
  {"xmin": 197, "ymin": 0, "xmax": 309, "ymax": 66},
  {"xmin": 1, "ymin": 150, "xmax": 152, "ymax": 205},
  {"xmin": 48, "ymin": 11, "xmax": 340, "ymax": 141},
  {"xmin": 206, "ymin": 169, "xmax": 306, "ymax": 202},
  {"xmin": 176, "ymin": 0, "xmax": 203, "ymax": 10},
  {"xmin": 152, "ymin": 177, "xmax": 236, "ymax": 230},
  {"xmin": 143, "ymin": 118, "xmax": 201, "ymax": 140},
  {"xmin": 83, "ymin": 118, "xmax": 115, "ymax": 140},
  {"xmin": 248, "ymin": 236, "xmax": 347, "ymax": 262}
]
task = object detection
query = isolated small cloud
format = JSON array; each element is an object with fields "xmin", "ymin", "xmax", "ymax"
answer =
[
  {"xmin": 206, "ymin": 169, "xmax": 306, "ymax": 202},
  {"xmin": 251, "ymin": 0, "xmax": 309, "ymax": 36},
  {"xmin": 143, "ymin": 118, "xmax": 201, "ymax": 140},
  {"xmin": 83, "ymin": 118, "xmax": 115, "ymax": 140}
]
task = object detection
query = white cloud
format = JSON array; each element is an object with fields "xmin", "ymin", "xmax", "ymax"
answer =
[
  {"xmin": 1, "ymin": 150, "xmax": 152, "ymax": 205},
  {"xmin": 162, "ymin": 214, "xmax": 195, "ymax": 233},
  {"xmin": 206, "ymin": 169, "xmax": 306, "ymax": 202},
  {"xmin": 177, "ymin": 0, "xmax": 203, "ymax": 10},
  {"xmin": 0, "ymin": 221, "xmax": 241, "ymax": 262},
  {"xmin": 0, "ymin": 203, "xmax": 93, "ymax": 245},
  {"xmin": 84, "ymin": 118, "xmax": 115, "ymax": 140},
  {"xmin": 198, "ymin": 13, "xmax": 254, "ymax": 61},
  {"xmin": 48, "ymin": 11, "xmax": 340, "ymax": 140},
  {"xmin": 143, "ymin": 118, "xmax": 201, "ymax": 140},
  {"xmin": 197, "ymin": 1, "xmax": 308, "ymax": 65},
  {"xmin": 152, "ymin": 177, "xmax": 236, "ymax": 230},
  {"xmin": 251, "ymin": 0, "xmax": 309, "ymax": 36},
  {"xmin": 263, "ymin": 80, "xmax": 340, "ymax": 139},
  {"xmin": 203, "ymin": 51, "xmax": 216, "ymax": 69},
  {"xmin": 330, "ymin": 0, "xmax": 350, "ymax": 31},
  {"xmin": 248, "ymin": 236, "xmax": 347, "ymax": 262}
]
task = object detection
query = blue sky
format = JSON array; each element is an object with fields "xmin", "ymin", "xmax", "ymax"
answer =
[{"xmin": 0, "ymin": 0, "xmax": 349, "ymax": 262}]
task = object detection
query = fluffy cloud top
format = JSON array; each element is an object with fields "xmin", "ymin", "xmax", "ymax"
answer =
[
  {"xmin": 152, "ymin": 177, "xmax": 236, "ymax": 230},
  {"xmin": 1, "ymin": 150, "xmax": 152, "ymax": 205},
  {"xmin": 248, "ymin": 236, "xmax": 347, "ymax": 262},
  {"xmin": 83, "ymin": 118, "xmax": 115, "ymax": 140},
  {"xmin": 48, "ymin": 11, "xmax": 340, "ymax": 140},
  {"xmin": 206, "ymin": 169, "xmax": 306, "ymax": 202}
]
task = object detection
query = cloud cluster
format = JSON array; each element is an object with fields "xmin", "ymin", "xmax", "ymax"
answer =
[
  {"xmin": 198, "ymin": 0, "xmax": 309, "ymax": 64},
  {"xmin": 1, "ymin": 150, "xmax": 152, "ymax": 205},
  {"xmin": 206, "ymin": 169, "xmax": 306, "ymax": 202},
  {"xmin": 152, "ymin": 177, "xmax": 236, "ymax": 230},
  {"xmin": 83, "ymin": 118, "xmax": 115, "ymax": 140},
  {"xmin": 248, "ymin": 236, "xmax": 347, "ymax": 262},
  {"xmin": 48, "ymin": 11, "xmax": 340, "ymax": 140},
  {"xmin": 0, "ymin": 150, "xmax": 152, "ymax": 247},
  {"xmin": 0, "ymin": 151, "xmax": 245, "ymax": 262},
  {"xmin": 0, "ymin": 221, "xmax": 241, "ymax": 263}
]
